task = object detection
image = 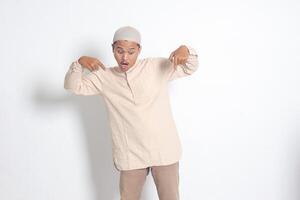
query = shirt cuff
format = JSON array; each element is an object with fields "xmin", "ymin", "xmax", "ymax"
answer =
[
  {"xmin": 71, "ymin": 60, "xmax": 84, "ymax": 73},
  {"xmin": 185, "ymin": 45, "xmax": 198, "ymax": 56}
]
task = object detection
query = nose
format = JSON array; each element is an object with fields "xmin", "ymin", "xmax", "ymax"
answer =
[{"xmin": 122, "ymin": 53, "xmax": 128, "ymax": 60}]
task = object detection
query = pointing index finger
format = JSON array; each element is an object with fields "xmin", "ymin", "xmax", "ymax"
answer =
[{"xmin": 96, "ymin": 60, "xmax": 106, "ymax": 71}]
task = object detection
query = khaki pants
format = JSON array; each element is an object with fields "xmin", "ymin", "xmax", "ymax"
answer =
[{"xmin": 119, "ymin": 161, "xmax": 180, "ymax": 200}]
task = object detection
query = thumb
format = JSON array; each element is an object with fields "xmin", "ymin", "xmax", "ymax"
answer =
[{"xmin": 169, "ymin": 52, "xmax": 175, "ymax": 61}]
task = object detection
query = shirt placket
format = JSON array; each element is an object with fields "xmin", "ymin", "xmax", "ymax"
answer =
[{"xmin": 124, "ymin": 71, "xmax": 135, "ymax": 100}]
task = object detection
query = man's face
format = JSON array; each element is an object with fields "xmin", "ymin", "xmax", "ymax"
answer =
[{"xmin": 112, "ymin": 40, "xmax": 141, "ymax": 72}]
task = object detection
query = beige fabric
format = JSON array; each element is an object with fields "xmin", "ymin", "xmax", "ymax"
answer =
[
  {"xmin": 119, "ymin": 161, "xmax": 180, "ymax": 200},
  {"xmin": 64, "ymin": 46, "xmax": 199, "ymax": 171}
]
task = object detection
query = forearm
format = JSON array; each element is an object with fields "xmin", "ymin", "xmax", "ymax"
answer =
[
  {"xmin": 64, "ymin": 60, "xmax": 102, "ymax": 95},
  {"xmin": 64, "ymin": 60, "xmax": 83, "ymax": 90}
]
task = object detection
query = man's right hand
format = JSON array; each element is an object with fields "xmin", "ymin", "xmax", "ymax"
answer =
[{"xmin": 78, "ymin": 56, "xmax": 106, "ymax": 71}]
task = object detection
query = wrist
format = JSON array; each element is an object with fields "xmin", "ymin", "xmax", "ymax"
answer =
[{"xmin": 78, "ymin": 56, "xmax": 83, "ymax": 65}]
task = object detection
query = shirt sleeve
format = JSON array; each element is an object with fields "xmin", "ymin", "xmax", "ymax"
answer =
[
  {"xmin": 64, "ymin": 60, "xmax": 104, "ymax": 96},
  {"xmin": 165, "ymin": 45, "xmax": 199, "ymax": 81}
]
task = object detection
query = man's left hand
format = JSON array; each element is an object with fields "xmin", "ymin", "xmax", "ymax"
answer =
[{"xmin": 169, "ymin": 45, "xmax": 190, "ymax": 68}]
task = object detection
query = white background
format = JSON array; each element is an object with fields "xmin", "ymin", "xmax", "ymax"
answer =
[{"xmin": 1, "ymin": 0, "xmax": 299, "ymax": 199}]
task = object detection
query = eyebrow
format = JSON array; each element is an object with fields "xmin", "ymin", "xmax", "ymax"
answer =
[{"xmin": 116, "ymin": 47, "xmax": 136, "ymax": 50}]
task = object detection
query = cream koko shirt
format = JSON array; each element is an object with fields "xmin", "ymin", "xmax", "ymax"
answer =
[{"xmin": 64, "ymin": 46, "xmax": 199, "ymax": 171}]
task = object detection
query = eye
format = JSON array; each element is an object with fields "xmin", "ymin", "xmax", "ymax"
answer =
[
  {"xmin": 117, "ymin": 49, "xmax": 124, "ymax": 54},
  {"xmin": 128, "ymin": 50, "xmax": 135, "ymax": 54}
]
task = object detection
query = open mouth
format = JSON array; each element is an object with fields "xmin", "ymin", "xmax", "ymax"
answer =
[
  {"xmin": 121, "ymin": 61, "xmax": 129, "ymax": 65},
  {"xmin": 120, "ymin": 61, "xmax": 129, "ymax": 69}
]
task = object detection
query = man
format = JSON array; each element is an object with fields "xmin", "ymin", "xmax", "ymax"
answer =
[{"xmin": 64, "ymin": 26, "xmax": 199, "ymax": 200}]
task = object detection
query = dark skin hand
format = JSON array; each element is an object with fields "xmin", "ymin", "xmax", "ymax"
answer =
[
  {"xmin": 78, "ymin": 56, "xmax": 106, "ymax": 71},
  {"xmin": 169, "ymin": 45, "xmax": 190, "ymax": 69}
]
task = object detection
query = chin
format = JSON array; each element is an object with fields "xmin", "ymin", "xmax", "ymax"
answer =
[{"xmin": 119, "ymin": 65, "xmax": 129, "ymax": 72}]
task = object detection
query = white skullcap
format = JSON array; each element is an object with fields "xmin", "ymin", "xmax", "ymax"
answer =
[{"xmin": 113, "ymin": 26, "xmax": 141, "ymax": 45}]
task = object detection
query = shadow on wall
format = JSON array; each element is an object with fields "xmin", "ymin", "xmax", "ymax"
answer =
[
  {"xmin": 70, "ymin": 95, "xmax": 118, "ymax": 200},
  {"xmin": 35, "ymin": 88, "xmax": 119, "ymax": 199}
]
